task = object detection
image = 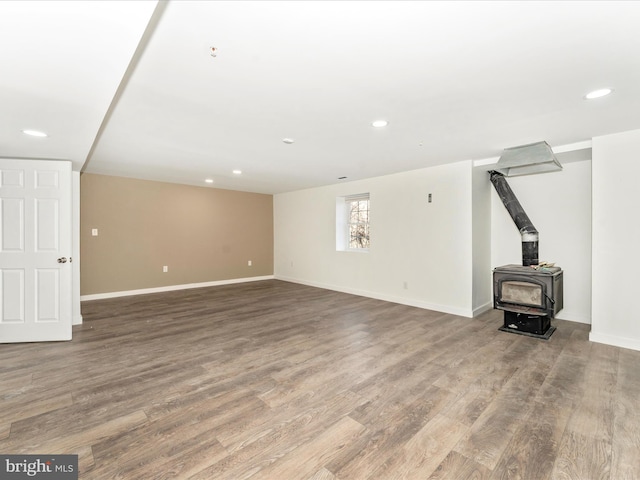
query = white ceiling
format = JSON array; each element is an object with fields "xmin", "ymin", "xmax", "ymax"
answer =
[{"xmin": 3, "ymin": 1, "xmax": 640, "ymax": 194}]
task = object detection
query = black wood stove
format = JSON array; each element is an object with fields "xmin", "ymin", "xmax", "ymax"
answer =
[
  {"xmin": 489, "ymin": 163, "xmax": 563, "ymax": 339},
  {"xmin": 493, "ymin": 264, "xmax": 563, "ymax": 338}
]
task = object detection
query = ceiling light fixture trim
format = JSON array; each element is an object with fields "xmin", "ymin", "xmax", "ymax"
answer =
[
  {"xmin": 22, "ymin": 129, "xmax": 48, "ymax": 137},
  {"xmin": 584, "ymin": 88, "xmax": 613, "ymax": 100}
]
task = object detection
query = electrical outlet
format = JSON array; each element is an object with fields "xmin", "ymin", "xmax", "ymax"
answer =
[
  {"xmin": 91, "ymin": 228, "xmax": 98, "ymax": 236},
  {"xmin": 248, "ymin": 260, "xmax": 252, "ymax": 266},
  {"xmin": 163, "ymin": 266, "xmax": 168, "ymax": 273}
]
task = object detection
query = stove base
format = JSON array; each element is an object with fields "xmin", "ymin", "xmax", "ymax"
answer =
[
  {"xmin": 499, "ymin": 325, "xmax": 556, "ymax": 340},
  {"xmin": 499, "ymin": 311, "xmax": 555, "ymax": 339}
]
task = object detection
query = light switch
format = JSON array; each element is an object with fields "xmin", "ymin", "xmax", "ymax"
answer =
[{"xmin": 91, "ymin": 228, "xmax": 98, "ymax": 236}]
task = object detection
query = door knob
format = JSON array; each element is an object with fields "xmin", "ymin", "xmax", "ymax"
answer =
[{"xmin": 57, "ymin": 257, "xmax": 68, "ymax": 263}]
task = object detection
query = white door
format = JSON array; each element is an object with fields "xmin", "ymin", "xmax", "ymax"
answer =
[{"xmin": 0, "ymin": 159, "xmax": 72, "ymax": 342}]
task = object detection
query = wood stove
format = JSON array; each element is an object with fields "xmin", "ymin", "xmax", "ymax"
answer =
[
  {"xmin": 493, "ymin": 264, "xmax": 563, "ymax": 338},
  {"xmin": 489, "ymin": 159, "xmax": 564, "ymax": 339}
]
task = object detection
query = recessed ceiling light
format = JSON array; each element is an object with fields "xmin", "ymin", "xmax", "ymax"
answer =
[
  {"xmin": 22, "ymin": 129, "xmax": 48, "ymax": 137},
  {"xmin": 282, "ymin": 138, "xmax": 295, "ymax": 144},
  {"xmin": 584, "ymin": 88, "xmax": 613, "ymax": 100},
  {"xmin": 205, "ymin": 178, "xmax": 214, "ymax": 184},
  {"xmin": 372, "ymin": 120, "xmax": 388, "ymax": 128},
  {"xmin": 232, "ymin": 170, "xmax": 242, "ymax": 175}
]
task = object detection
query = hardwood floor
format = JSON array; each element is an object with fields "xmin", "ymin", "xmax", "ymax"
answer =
[{"xmin": 1, "ymin": 280, "xmax": 639, "ymax": 479}]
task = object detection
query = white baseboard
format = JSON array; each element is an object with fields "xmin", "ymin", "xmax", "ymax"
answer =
[
  {"xmin": 589, "ymin": 331, "xmax": 640, "ymax": 352},
  {"xmin": 472, "ymin": 302, "xmax": 493, "ymax": 317},
  {"xmin": 81, "ymin": 275, "xmax": 275, "ymax": 302},
  {"xmin": 555, "ymin": 309, "xmax": 591, "ymax": 325},
  {"xmin": 275, "ymin": 275, "xmax": 474, "ymax": 318}
]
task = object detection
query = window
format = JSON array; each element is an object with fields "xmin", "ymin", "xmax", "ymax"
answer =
[
  {"xmin": 347, "ymin": 194, "xmax": 370, "ymax": 249},
  {"xmin": 336, "ymin": 193, "xmax": 370, "ymax": 251}
]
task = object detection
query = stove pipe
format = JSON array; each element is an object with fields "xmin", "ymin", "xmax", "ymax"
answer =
[{"xmin": 489, "ymin": 170, "xmax": 539, "ymax": 266}]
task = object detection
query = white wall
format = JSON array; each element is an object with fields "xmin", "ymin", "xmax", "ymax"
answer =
[
  {"xmin": 591, "ymin": 128, "xmax": 640, "ymax": 350},
  {"xmin": 274, "ymin": 160, "xmax": 476, "ymax": 317},
  {"xmin": 472, "ymin": 166, "xmax": 492, "ymax": 315},
  {"xmin": 490, "ymin": 159, "xmax": 592, "ymax": 324}
]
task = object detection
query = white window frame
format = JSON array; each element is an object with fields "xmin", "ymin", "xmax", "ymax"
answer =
[{"xmin": 336, "ymin": 193, "xmax": 370, "ymax": 252}]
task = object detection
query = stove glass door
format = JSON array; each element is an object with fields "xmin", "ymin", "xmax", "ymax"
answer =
[{"xmin": 501, "ymin": 281, "xmax": 543, "ymax": 307}]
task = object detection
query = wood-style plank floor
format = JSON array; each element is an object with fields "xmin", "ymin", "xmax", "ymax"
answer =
[{"xmin": 2, "ymin": 280, "xmax": 639, "ymax": 479}]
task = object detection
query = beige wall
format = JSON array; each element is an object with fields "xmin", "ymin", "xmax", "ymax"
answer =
[{"xmin": 80, "ymin": 174, "xmax": 273, "ymax": 295}]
